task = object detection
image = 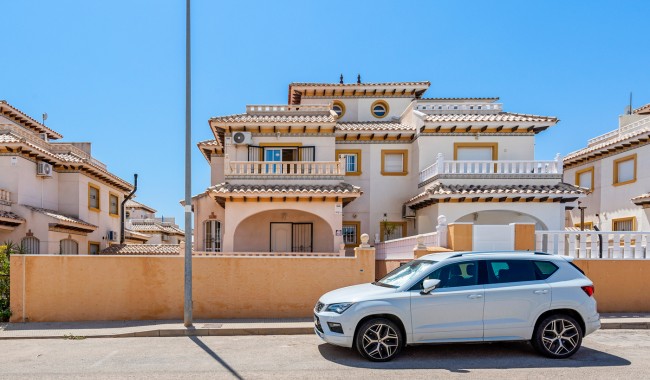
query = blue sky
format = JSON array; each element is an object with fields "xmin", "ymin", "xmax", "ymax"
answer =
[{"xmin": 4, "ymin": 1, "xmax": 649, "ymax": 227}]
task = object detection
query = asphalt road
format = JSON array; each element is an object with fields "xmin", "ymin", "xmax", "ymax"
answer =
[{"xmin": 0, "ymin": 330, "xmax": 648, "ymax": 379}]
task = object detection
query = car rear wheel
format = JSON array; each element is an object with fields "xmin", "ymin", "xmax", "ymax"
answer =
[
  {"xmin": 532, "ymin": 314, "xmax": 583, "ymax": 359},
  {"xmin": 355, "ymin": 318, "xmax": 404, "ymax": 362}
]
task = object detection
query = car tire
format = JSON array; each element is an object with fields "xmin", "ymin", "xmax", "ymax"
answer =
[
  {"xmin": 532, "ymin": 314, "xmax": 583, "ymax": 359},
  {"xmin": 355, "ymin": 318, "xmax": 404, "ymax": 362}
]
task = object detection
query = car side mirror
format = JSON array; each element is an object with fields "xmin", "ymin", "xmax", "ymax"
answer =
[{"xmin": 420, "ymin": 279, "xmax": 441, "ymax": 295}]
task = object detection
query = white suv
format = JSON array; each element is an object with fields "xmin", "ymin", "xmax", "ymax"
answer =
[{"xmin": 314, "ymin": 251, "xmax": 600, "ymax": 362}]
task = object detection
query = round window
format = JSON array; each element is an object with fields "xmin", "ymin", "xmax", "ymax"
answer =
[
  {"xmin": 371, "ymin": 100, "xmax": 389, "ymax": 118},
  {"xmin": 333, "ymin": 101, "xmax": 346, "ymax": 117}
]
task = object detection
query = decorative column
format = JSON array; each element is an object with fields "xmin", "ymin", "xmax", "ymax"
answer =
[{"xmin": 436, "ymin": 215, "xmax": 448, "ymax": 248}]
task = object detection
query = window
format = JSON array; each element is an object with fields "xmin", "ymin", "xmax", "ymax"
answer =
[
  {"xmin": 60, "ymin": 239, "xmax": 79, "ymax": 255},
  {"xmin": 21, "ymin": 236, "xmax": 40, "ymax": 254},
  {"xmin": 371, "ymin": 100, "xmax": 389, "ymax": 119},
  {"xmin": 381, "ymin": 150, "xmax": 408, "ymax": 176},
  {"xmin": 454, "ymin": 143, "xmax": 498, "ymax": 161},
  {"xmin": 487, "ymin": 260, "xmax": 538, "ymax": 283},
  {"xmin": 88, "ymin": 183, "xmax": 100, "ymax": 211},
  {"xmin": 109, "ymin": 193, "xmax": 119, "ymax": 216},
  {"xmin": 204, "ymin": 220, "xmax": 222, "ymax": 252},
  {"xmin": 533, "ymin": 261, "xmax": 559, "ymax": 280},
  {"xmin": 333, "ymin": 101, "xmax": 346, "ymax": 117},
  {"xmin": 88, "ymin": 242, "xmax": 101, "ymax": 255},
  {"xmin": 380, "ymin": 221, "xmax": 407, "ymax": 242},
  {"xmin": 612, "ymin": 217, "xmax": 636, "ymax": 231},
  {"xmin": 420, "ymin": 261, "xmax": 479, "ymax": 289},
  {"xmin": 613, "ymin": 154, "xmax": 636, "ymax": 186},
  {"xmin": 336, "ymin": 149, "xmax": 362, "ymax": 176},
  {"xmin": 378, "ymin": 260, "xmax": 437, "ymax": 289},
  {"xmin": 574, "ymin": 221, "xmax": 594, "ymax": 230},
  {"xmin": 342, "ymin": 221, "xmax": 360, "ymax": 247},
  {"xmin": 575, "ymin": 167, "xmax": 594, "ymax": 190}
]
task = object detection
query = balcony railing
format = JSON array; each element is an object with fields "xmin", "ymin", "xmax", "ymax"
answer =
[
  {"xmin": 375, "ymin": 232, "xmax": 439, "ymax": 260},
  {"xmin": 0, "ymin": 188, "xmax": 11, "ymax": 204},
  {"xmin": 536, "ymin": 230, "xmax": 649, "ymax": 259},
  {"xmin": 419, "ymin": 153, "xmax": 563, "ymax": 186},
  {"xmin": 587, "ymin": 116, "xmax": 650, "ymax": 147},
  {"xmin": 225, "ymin": 156, "xmax": 346, "ymax": 177}
]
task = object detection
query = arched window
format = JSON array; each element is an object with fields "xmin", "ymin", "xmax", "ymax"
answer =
[
  {"xmin": 60, "ymin": 238, "xmax": 79, "ymax": 255},
  {"xmin": 21, "ymin": 236, "xmax": 40, "ymax": 255},
  {"xmin": 204, "ymin": 220, "xmax": 221, "ymax": 252}
]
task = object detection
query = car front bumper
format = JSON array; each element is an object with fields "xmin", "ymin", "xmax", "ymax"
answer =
[{"xmin": 314, "ymin": 313, "xmax": 354, "ymax": 348}]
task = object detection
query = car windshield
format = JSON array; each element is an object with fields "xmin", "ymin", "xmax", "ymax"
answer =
[{"xmin": 375, "ymin": 260, "xmax": 437, "ymax": 288}]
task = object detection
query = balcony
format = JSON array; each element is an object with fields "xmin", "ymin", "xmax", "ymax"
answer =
[
  {"xmin": 587, "ymin": 116, "xmax": 650, "ymax": 147},
  {"xmin": 419, "ymin": 153, "xmax": 563, "ymax": 187},
  {"xmin": 225, "ymin": 157, "xmax": 345, "ymax": 179}
]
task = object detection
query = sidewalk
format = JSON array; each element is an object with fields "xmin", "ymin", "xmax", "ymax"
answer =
[{"xmin": 0, "ymin": 314, "xmax": 648, "ymax": 340}]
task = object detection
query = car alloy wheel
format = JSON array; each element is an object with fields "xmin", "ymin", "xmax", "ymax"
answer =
[
  {"xmin": 533, "ymin": 315, "xmax": 582, "ymax": 358},
  {"xmin": 355, "ymin": 318, "xmax": 403, "ymax": 362}
]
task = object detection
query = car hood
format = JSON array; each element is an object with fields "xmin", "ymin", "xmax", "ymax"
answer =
[{"xmin": 319, "ymin": 283, "xmax": 397, "ymax": 305}]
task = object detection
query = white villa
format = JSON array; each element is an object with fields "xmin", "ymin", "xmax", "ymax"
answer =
[
  {"xmin": 192, "ymin": 79, "xmax": 583, "ymax": 254},
  {"xmin": 124, "ymin": 199, "xmax": 185, "ymax": 245},
  {"xmin": 564, "ymin": 103, "xmax": 650, "ymax": 231},
  {"xmin": 0, "ymin": 101, "xmax": 134, "ymax": 254}
]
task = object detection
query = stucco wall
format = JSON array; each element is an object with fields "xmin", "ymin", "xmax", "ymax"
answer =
[{"xmin": 10, "ymin": 248, "xmax": 375, "ymax": 322}]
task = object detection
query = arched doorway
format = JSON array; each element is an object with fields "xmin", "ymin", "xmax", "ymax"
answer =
[{"xmin": 455, "ymin": 210, "xmax": 548, "ymax": 230}]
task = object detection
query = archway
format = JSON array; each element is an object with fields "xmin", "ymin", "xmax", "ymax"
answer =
[{"xmin": 455, "ymin": 210, "xmax": 548, "ymax": 231}]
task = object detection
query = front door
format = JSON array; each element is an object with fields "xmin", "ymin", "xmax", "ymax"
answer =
[
  {"xmin": 410, "ymin": 260, "xmax": 485, "ymax": 342},
  {"xmin": 270, "ymin": 223, "xmax": 292, "ymax": 252}
]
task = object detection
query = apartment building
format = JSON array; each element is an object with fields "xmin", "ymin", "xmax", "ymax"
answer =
[
  {"xmin": 192, "ymin": 80, "xmax": 582, "ymax": 253},
  {"xmin": 125, "ymin": 199, "xmax": 185, "ymax": 245},
  {"xmin": 564, "ymin": 104, "xmax": 650, "ymax": 231},
  {"xmin": 0, "ymin": 101, "xmax": 133, "ymax": 254}
]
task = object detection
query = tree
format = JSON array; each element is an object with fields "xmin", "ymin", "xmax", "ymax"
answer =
[{"xmin": 0, "ymin": 241, "xmax": 20, "ymax": 322}]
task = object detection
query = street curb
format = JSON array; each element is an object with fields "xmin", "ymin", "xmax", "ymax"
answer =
[
  {"xmin": 601, "ymin": 322, "xmax": 650, "ymax": 329},
  {"xmin": 0, "ymin": 326, "xmax": 315, "ymax": 340}
]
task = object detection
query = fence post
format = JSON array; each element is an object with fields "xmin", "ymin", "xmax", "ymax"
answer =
[{"xmin": 436, "ymin": 215, "xmax": 448, "ymax": 248}]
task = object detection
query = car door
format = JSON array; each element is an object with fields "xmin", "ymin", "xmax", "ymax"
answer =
[
  {"xmin": 410, "ymin": 260, "xmax": 485, "ymax": 343},
  {"xmin": 483, "ymin": 259, "xmax": 551, "ymax": 340}
]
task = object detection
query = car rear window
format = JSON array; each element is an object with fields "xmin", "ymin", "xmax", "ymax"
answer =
[{"xmin": 533, "ymin": 261, "xmax": 559, "ymax": 280}]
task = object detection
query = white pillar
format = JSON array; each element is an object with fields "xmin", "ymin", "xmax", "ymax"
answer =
[{"xmin": 436, "ymin": 215, "xmax": 448, "ymax": 248}]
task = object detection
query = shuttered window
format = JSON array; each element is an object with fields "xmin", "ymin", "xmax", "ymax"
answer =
[
  {"xmin": 456, "ymin": 147, "xmax": 494, "ymax": 161},
  {"xmin": 614, "ymin": 154, "xmax": 636, "ymax": 185},
  {"xmin": 204, "ymin": 220, "xmax": 222, "ymax": 252},
  {"xmin": 612, "ymin": 217, "xmax": 635, "ymax": 231},
  {"xmin": 577, "ymin": 168, "xmax": 594, "ymax": 190},
  {"xmin": 60, "ymin": 239, "xmax": 79, "ymax": 255},
  {"xmin": 21, "ymin": 236, "xmax": 40, "ymax": 254},
  {"xmin": 381, "ymin": 150, "xmax": 408, "ymax": 175}
]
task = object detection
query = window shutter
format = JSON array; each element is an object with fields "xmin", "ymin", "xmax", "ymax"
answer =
[
  {"xmin": 384, "ymin": 153, "xmax": 403, "ymax": 173},
  {"xmin": 617, "ymin": 159, "xmax": 634, "ymax": 183},
  {"xmin": 578, "ymin": 171, "xmax": 592, "ymax": 189}
]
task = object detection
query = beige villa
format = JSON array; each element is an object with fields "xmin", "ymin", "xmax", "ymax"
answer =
[
  {"xmin": 0, "ymin": 100, "xmax": 134, "ymax": 254},
  {"xmin": 192, "ymin": 79, "xmax": 583, "ymax": 254}
]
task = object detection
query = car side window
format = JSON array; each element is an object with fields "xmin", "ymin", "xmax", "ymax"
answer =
[
  {"xmin": 533, "ymin": 261, "xmax": 559, "ymax": 280},
  {"xmin": 418, "ymin": 261, "xmax": 479, "ymax": 289},
  {"xmin": 486, "ymin": 260, "xmax": 538, "ymax": 284}
]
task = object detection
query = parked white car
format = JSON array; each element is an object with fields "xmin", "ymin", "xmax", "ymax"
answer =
[{"xmin": 314, "ymin": 251, "xmax": 600, "ymax": 361}]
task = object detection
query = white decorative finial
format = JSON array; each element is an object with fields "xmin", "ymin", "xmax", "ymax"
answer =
[
  {"xmin": 416, "ymin": 234, "xmax": 426, "ymax": 249},
  {"xmin": 360, "ymin": 233, "xmax": 370, "ymax": 248}
]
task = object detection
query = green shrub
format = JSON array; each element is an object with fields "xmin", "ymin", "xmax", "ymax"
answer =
[{"xmin": 0, "ymin": 242, "xmax": 15, "ymax": 322}]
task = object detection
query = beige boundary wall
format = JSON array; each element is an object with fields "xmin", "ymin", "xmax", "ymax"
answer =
[{"xmin": 10, "ymin": 248, "xmax": 374, "ymax": 322}]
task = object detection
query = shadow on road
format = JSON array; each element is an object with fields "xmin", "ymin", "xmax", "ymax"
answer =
[
  {"xmin": 318, "ymin": 341, "xmax": 630, "ymax": 371},
  {"xmin": 189, "ymin": 336, "xmax": 244, "ymax": 380}
]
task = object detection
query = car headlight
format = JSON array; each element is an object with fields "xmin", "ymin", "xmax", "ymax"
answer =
[{"xmin": 324, "ymin": 303, "xmax": 353, "ymax": 314}]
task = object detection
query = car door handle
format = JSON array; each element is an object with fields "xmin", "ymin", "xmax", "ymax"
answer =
[
  {"xmin": 467, "ymin": 294, "xmax": 483, "ymax": 299},
  {"xmin": 533, "ymin": 290, "xmax": 549, "ymax": 294}
]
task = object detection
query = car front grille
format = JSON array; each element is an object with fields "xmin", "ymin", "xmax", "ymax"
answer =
[{"xmin": 315, "ymin": 301, "xmax": 324, "ymax": 313}]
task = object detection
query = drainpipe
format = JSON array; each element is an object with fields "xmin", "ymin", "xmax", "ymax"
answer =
[{"xmin": 120, "ymin": 174, "xmax": 138, "ymax": 244}]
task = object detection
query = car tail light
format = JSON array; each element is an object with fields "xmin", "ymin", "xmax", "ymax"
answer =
[{"xmin": 581, "ymin": 285, "xmax": 595, "ymax": 297}]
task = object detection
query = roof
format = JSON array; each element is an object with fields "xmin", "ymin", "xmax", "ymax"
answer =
[
  {"xmin": 336, "ymin": 121, "xmax": 414, "ymax": 132},
  {"xmin": 124, "ymin": 228, "xmax": 152, "ymax": 241},
  {"xmin": 129, "ymin": 220, "xmax": 185, "ymax": 235},
  {"xmin": 426, "ymin": 182, "xmax": 584, "ymax": 196},
  {"xmin": 0, "ymin": 210, "xmax": 25, "ymax": 224},
  {"xmin": 633, "ymin": 103, "xmax": 650, "ymax": 115},
  {"xmin": 288, "ymin": 81, "xmax": 430, "ymax": 104},
  {"xmin": 99, "ymin": 244, "xmax": 180, "ymax": 255},
  {"xmin": 632, "ymin": 193, "xmax": 650, "ymax": 206},
  {"xmin": 0, "ymin": 100, "xmax": 63, "ymax": 140},
  {"xmin": 21, "ymin": 205, "xmax": 97, "ymax": 229},
  {"xmin": 420, "ymin": 97, "xmax": 499, "ymax": 102},
  {"xmin": 564, "ymin": 125, "xmax": 650, "ymax": 165},
  {"xmin": 125, "ymin": 199, "xmax": 157, "ymax": 213},
  {"xmin": 209, "ymin": 182, "xmax": 362, "ymax": 196},
  {"xmin": 0, "ymin": 133, "xmax": 21, "ymax": 143},
  {"xmin": 423, "ymin": 112, "xmax": 558, "ymax": 123},
  {"xmin": 209, "ymin": 113, "xmax": 336, "ymax": 124},
  {"xmin": 289, "ymin": 81, "xmax": 431, "ymax": 87}
]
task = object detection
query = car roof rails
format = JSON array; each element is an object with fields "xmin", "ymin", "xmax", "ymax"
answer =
[{"xmin": 447, "ymin": 251, "xmax": 552, "ymax": 259}]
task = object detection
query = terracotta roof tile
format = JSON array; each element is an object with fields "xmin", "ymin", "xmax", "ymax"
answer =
[
  {"xmin": 423, "ymin": 112, "xmax": 558, "ymax": 123},
  {"xmin": 99, "ymin": 244, "xmax": 180, "ymax": 255},
  {"xmin": 289, "ymin": 81, "xmax": 430, "ymax": 87},
  {"xmin": 426, "ymin": 182, "xmax": 584, "ymax": 196},
  {"xmin": 209, "ymin": 113, "xmax": 336, "ymax": 124},
  {"xmin": 197, "ymin": 139, "xmax": 220, "ymax": 146},
  {"xmin": 125, "ymin": 199, "xmax": 157, "ymax": 213},
  {"xmin": 420, "ymin": 97, "xmax": 499, "ymax": 101},
  {"xmin": 21, "ymin": 205, "xmax": 97, "ymax": 228},
  {"xmin": 0, "ymin": 133, "xmax": 21, "ymax": 143},
  {"xmin": 632, "ymin": 193, "xmax": 650, "ymax": 205},
  {"xmin": 633, "ymin": 103, "xmax": 650, "ymax": 115},
  {"xmin": 0, "ymin": 210, "xmax": 25, "ymax": 222},
  {"xmin": 564, "ymin": 125, "xmax": 650, "ymax": 162},
  {"xmin": 336, "ymin": 122, "xmax": 414, "ymax": 132},
  {"xmin": 129, "ymin": 220, "xmax": 185, "ymax": 235},
  {"xmin": 0, "ymin": 100, "xmax": 63, "ymax": 140},
  {"xmin": 209, "ymin": 182, "xmax": 361, "ymax": 195}
]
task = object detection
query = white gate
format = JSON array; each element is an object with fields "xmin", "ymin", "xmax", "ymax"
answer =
[{"xmin": 473, "ymin": 224, "xmax": 514, "ymax": 251}]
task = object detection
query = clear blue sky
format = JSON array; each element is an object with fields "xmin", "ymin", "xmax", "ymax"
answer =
[{"xmin": 5, "ymin": 1, "xmax": 649, "ymax": 228}]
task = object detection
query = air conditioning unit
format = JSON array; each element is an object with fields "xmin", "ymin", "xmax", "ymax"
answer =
[
  {"xmin": 36, "ymin": 161, "xmax": 53, "ymax": 177},
  {"xmin": 161, "ymin": 235, "xmax": 170, "ymax": 242},
  {"xmin": 107, "ymin": 231, "xmax": 118, "ymax": 242},
  {"xmin": 232, "ymin": 131, "xmax": 252, "ymax": 145},
  {"xmin": 38, "ymin": 133, "xmax": 49, "ymax": 142},
  {"xmin": 402, "ymin": 204, "xmax": 416, "ymax": 219}
]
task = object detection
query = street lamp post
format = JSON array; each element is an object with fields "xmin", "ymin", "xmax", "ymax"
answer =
[{"xmin": 184, "ymin": 0, "xmax": 193, "ymax": 327}]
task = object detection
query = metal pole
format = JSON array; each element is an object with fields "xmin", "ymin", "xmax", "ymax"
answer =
[{"xmin": 184, "ymin": 0, "xmax": 193, "ymax": 327}]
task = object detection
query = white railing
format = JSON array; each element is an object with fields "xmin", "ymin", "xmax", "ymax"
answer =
[
  {"xmin": 419, "ymin": 153, "xmax": 563, "ymax": 185},
  {"xmin": 247, "ymin": 104, "xmax": 331, "ymax": 114},
  {"xmin": 587, "ymin": 116, "xmax": 650, "ymax": 146},
  {"xmin": 192, "ymin": 251, "xmax": 344, "ymax": 257},
  {"xmin": 536, "ymin": 231, "xmax": 650, "ymax": 259},
  {"xmin": 375, "ymin": 232, "xmax": 439, "ymax": 260},
  {"xmin": 416, "ymin": 103, "xmax": 503, "ymax": 112},
  {"xmin": 225, "ymin": 160, "xmax": 343, "ymax": 176},
  {"xmin": 0, "ymin": 188, "xmax": 10, "ymax": 203}
]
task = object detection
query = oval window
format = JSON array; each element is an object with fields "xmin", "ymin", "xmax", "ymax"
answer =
[
  {"xmin": 371, "ymin": 100, "xmax": 389, "ymax": 118},
  {"xmin": 333, "ymin": 101, "xmax": 346, "ymax": 117}
]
